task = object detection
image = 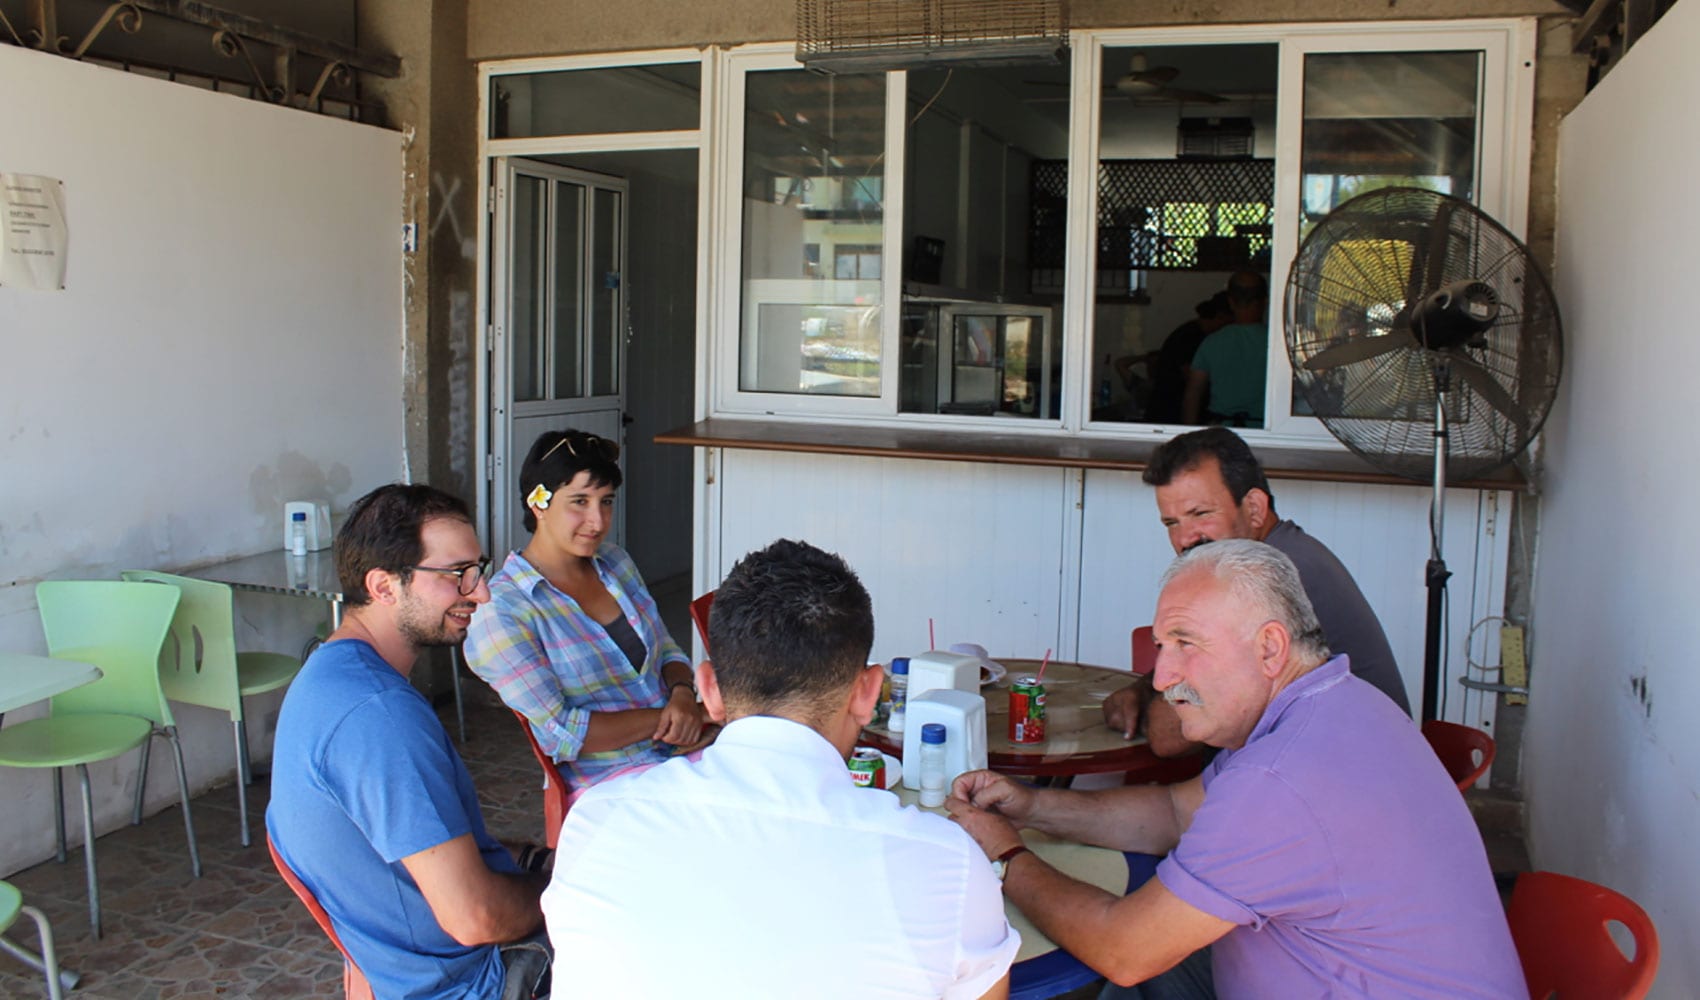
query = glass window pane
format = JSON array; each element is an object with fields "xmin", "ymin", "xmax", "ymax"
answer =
[
  {"xmin": 898, "ymin": 62, "xmax": 1066, "ymax": 418},
  {"xmin": 590, "ymin": 188, "xmax": 621, "ymax": 398},
  {"xmin": 1088, "ymin": 43, "xmax": 1278, "ymax": 427},
  {"xmin": 1299, "ymin": 51, "xmax": 1479, "ymax": 235},
  {"xmin": 491, "ymin": 63, "xmax": 700, "ymax": 138},
  {"xmin": 1293, "ymin": 51, "xmax": 1480, "ymax": 416},
  {"xmin": 739, "ymin": 69, "xmax": 886, "ymax": 397},
  {"xmin": 550, "ymin": 180, "xmax": 584, "ymax": 399},
  {"xmin": 511, "ymin": 175, "xmax": 545, "ymax": 402}
]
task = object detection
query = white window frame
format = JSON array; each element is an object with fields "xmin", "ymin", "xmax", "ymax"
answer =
[
  {"xmin": 698, "ymin": 21, "xmax": 1537, "ymax": 445},
  {"xmin": 1065, "ymin": 19, "xmax": 1535, "ymax": 447},
  {"xmin": 711, "ymin": 45, "xmax": 905, "ymax": 419},
  {"xmin": 475, "ymin": 47, "xmax": 712, "ymax": 542}
]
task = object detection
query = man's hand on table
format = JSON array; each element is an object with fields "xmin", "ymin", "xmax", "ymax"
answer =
[
  {"xmin": 1101, "ymin": 682, "xmax": 1147, "ymax": 740},
  {"xmin": 945, "ymin": 770, "xmax": 1034, "ymax": 860},
  {"xmin": 653, "ymin": 685, "xmax": 709, "ymax": 746}
]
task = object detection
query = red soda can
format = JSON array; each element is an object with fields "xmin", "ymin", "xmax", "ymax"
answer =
[{"xmin": 1008, "ymin": 675, "xmax": 1047, "ymax": 743}]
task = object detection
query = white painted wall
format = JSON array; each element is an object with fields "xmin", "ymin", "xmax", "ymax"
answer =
[
  {"xmin": 0, "ymin": 46, "xmax": 403, "ymax": 875},
  {"xmin": 1528, "ymin": 4, "xmax": 1700, "ymax": 994},
  {"xmin": 1079, "ymin": 470, "xmax": 1511, "ymax": 731},
  {"xmin": 707, "ymin": 448, "xmax": 1510, "ymax": 742}
]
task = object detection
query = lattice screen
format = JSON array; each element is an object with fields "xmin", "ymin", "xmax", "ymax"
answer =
[
  {"xmin": 797, "ymin": 0, "xmax": 1067, "ymax": 71},
  {"xmin": 1030, "ymin": 159, "xmax": 1275, "ymax": 288}
]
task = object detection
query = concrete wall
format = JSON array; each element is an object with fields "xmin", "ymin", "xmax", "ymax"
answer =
[
  {"xmin": 0, "ymin": 44, "xmax": 402, "ymax": 874},
  {"xmin": 1528, "ymin": 4, "xmax": 1700, "ymax": 995},
  {"xmin": 467, "ymin": 0, "xmax": 1571, "ymax": 60}
]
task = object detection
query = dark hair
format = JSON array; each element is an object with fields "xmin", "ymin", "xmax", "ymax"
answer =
[
  {"xmin": 336, "ymin": 484, "xmax": 473, "ymax": 607},
  {"xmin": 707, "ymin": 539, "xmax": 874, "ymax": 713},
  {"xmin": 1197, "ymin": 292, "xmax": 1233, "ymax": 321},
  {"xmin": 519, "ymin": 429, "xmax": 623, "ymax": 533},
  {"xmin": 1226, "ymin": 270, "xmax": 1268, "ymax": 307},
  {"xmin": 1142, "ymin": 427, "xmax": 1276, "ymax": 511}
]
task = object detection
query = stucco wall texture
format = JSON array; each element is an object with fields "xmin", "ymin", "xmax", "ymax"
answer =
[{"xmin": 467, "ymin": 0, "xmax": 1574, "ymax": 60}]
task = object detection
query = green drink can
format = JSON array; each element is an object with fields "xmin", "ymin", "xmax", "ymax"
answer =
[{"xmin": 848, "ymin": 747, "xmax": 887, "ymax": 789}]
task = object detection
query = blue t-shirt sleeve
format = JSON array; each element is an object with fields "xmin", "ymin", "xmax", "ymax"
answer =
[
  {"xmin": 1157, "ymin": 763, "xmax": 1341, "ymax": 929},
  {"xmin": 318, "ymin": 689, "xmax": 480, "ymax": 864}
]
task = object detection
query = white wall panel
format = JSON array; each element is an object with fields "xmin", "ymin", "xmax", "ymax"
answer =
[
  {"xmin": 0, "ymin": 45, "xmax": 401, "ymax": 876},
  {"xmin": 710, "ymin": 449, "xmax": 1511, "ymax": 737},
  {"xmin": 1071, "ymin": 471, "xmax": 1510, "ymax": 732},
  {"xmin": 1532, "ymin": 3, "xmax": 1700, "ymax": 992},
  {"xmin": 714, "ymin": 450, "xmax": 1073, "ymax": 664}
]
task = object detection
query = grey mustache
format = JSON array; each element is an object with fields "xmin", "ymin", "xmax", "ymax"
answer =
[{"xmin": 1163, "ymin": 682, "xmax": 1203, "ymax": 706}]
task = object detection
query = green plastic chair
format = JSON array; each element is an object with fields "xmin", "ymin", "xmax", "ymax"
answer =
[
  {"xmin": 0, "ymin": 880, "xmax": 69, "ymax": 1000},
  {"xmin": 0, "ymin": 581, "xmax": 201, "ymax": 939},
  {"xmin": 122, "ymin": 571, "xmax": 304, "ymax": 847}
]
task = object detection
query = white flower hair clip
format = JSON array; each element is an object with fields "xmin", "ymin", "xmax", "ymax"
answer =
[{"xmin": 526, "ymin": 484, "xmax": 553, "ymax": 510}]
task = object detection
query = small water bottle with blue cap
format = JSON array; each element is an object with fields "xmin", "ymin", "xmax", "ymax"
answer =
[{"xmin": 918, "ymin": 722, "xmax": 948, "ymax": 808}]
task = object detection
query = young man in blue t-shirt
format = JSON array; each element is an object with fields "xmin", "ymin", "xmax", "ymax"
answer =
[{"xmin": 268, "ymin": 484, "xmax": 550, "ymax": 1000}]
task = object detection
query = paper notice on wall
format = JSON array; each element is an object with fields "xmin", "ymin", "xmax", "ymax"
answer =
[{"xmin": 0, "ymin": 173, "xmax": 69, "ymax": 291}]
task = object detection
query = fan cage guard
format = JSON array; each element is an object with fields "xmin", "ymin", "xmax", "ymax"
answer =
[
  {"xmin": 1284, "ymin": 187, "xmax": 1562, "ymax": 483},
  {"xmin": 797, "ymin": 0, "xmax": 1068, "ymax": 72}
]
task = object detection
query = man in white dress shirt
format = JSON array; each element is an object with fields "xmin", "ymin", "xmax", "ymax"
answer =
[{"xmin": 542, "ymin": 538, "xmax": 1018, "ymax": 999}]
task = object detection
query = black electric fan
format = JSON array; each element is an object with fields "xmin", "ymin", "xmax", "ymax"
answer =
[{"xmin": 1283, "ymin": 187, "xmax": 1562, "ymax": 721}]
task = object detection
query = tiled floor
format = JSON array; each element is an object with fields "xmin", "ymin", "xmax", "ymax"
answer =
[{"xmin": 0, "ymin": 685, "xmax": 1528, "ymax": 1000}]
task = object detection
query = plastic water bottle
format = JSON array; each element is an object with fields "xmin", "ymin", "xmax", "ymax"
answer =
[
  {"xmin": 919, "ymin": 723, "xmax": 948, "ymax": 808},
  {"xmin": 290, "ymin": 511, "xmax": 309, "ymax": 556},
  {"xmin": 887, "ymin": 657, "xmax": 909, "ymax": 734}
]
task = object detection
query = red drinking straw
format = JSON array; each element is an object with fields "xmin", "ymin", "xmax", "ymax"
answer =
[
  {"xmin": 1036, "ymin": 648, "xmax": 1052, "ymax": 683},
  {"xmin": 928, "ymin": 618, "xmax": 936, "ymax": 650}
]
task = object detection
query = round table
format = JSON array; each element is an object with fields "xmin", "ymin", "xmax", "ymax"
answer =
[{"xmin": 862, "ymin": 659, "xmax": 1204, "ymax": 782}]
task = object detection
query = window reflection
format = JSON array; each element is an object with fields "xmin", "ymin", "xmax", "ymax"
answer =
[
  {"xmin": 739, "ymin": 69, "xmax": 886, "ymax": 397},
  {"xmin": 1087, "ymin": 44, "xmax": 1279, "ymax": 427},
  {"xmin": 1293, "ymin": 50, "xmax": 1481, "ymax": 416},
  {"xmin": 898, "ymin": 62, "xmax": 1068, "ymax": 419}
]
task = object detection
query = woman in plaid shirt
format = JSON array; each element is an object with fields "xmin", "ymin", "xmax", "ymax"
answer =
[{"xmin": 465, "ymin": 429, "xmax": 710, "ymax": 788}]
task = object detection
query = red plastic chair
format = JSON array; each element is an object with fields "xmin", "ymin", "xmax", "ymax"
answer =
[
  {"xmin": 1130, "ymin": 625, "xmax": 1157, "ymax": 675},
  {"xmin": 1422, "ymin": 719, "xmax": 1496, "ymax": 791},
  {"xmin": 513, "ymin": 710, "xmax": 572, "ymax": 848},
  {"xmin": 689, "ymin": 591, "xmax": 715, "ymax": 653},
  {"xmin": 1507, "ymin": 871, "xmax": 1660, "ymax": 1000},
  {"xmin": 267, "ymin": 836, "xmax": 376, "ymax": 1000},
  {"xmin": 1121, "ymin": 628, "xmax": 1206, "ymax": 786}
]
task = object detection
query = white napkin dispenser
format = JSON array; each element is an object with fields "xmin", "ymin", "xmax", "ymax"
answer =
[
  {"xmin": 901, "ymin": 689, "xmax": 988, "ymax": 791},
  {"xmin": 906, "ymin": 651, "xmax": 981, "ymax": 703},
  {"xmin": 283, "ymin": 501, "xmax": 333, "ymax": 552}
]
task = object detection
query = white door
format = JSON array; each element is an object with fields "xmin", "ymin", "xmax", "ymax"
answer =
[{"xmin": 489, "ymin": 157, "xmax": 630, "ymax": 559}]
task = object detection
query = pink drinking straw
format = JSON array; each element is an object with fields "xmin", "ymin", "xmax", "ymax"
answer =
[
  {"xmin": 1036, "ymin": 648, "xmax": 1053, "ymax": 683},
  {"xmin": 928, "ymin": 618, "xmax": 936, "ymax": 650}
]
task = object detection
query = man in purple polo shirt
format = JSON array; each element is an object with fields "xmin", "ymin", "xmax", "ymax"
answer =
[{"xmin": 948, "ymin": 539, "xmax": 1525, "ymax": 998}]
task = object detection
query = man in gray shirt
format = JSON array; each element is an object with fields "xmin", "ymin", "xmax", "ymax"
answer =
[{"xmin": 1104, "ymin": 428, "xmax": 1409, "ymax": 755}]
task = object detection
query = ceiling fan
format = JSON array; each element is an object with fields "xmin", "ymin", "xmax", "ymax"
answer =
[{"xmin": 1108, "ymin": 53, "xmax": 1227, "ymax": 104}]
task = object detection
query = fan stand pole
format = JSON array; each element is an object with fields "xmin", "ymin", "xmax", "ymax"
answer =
[{"xmin": 1422, "ymin": 369, "xmax": 1453, "ymax": 724}]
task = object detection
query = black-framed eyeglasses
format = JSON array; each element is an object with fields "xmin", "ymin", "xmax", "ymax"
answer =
[{"xmin": 408, "ymin": 556, "xmax": 492, "ymax": 595}]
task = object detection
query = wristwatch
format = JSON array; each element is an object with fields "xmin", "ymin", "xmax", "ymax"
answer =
[{"xmin": 991, "ymin": 844, "xmax": 1031, "ymax": 883}]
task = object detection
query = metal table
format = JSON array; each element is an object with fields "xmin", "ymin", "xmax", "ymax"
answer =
[
  {"xmin": 187, "ymin": 550, "xmax": 467, "ymax": 742},
  {"xmin": 0, "ymin": 653, "xmax": 103, "ymax": 719},
  {"xmin": 187, "ymin": 549, "xmax": 344, "ymax": 628}
]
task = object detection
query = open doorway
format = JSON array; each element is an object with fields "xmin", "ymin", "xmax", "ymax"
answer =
[{"xmin": 488, "ymin": 148, "xmax": 699, "ymax": 640}]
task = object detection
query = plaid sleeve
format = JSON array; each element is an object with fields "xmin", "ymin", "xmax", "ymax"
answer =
[{"xmin": 464, "ymin": 598, "xmax": 591, "ymax": 760}]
